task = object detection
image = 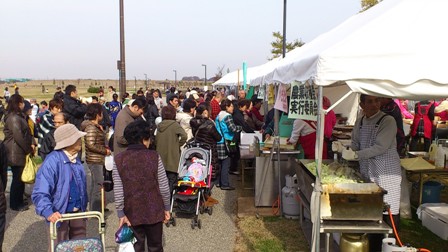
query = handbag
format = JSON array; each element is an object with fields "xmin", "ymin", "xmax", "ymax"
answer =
[
  {"xmin": 21, "ymin": 154, "xmax": 38, "ymax": 184},
  {"xmin": 103, "ymin": 167, "xmax": 114, "ymax": 192},
  {"xmin": 225, "ymin": 139, "xmax": 238, "ymax": 154}
]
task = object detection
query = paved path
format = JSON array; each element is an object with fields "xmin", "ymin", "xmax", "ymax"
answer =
[{"xmin": 3, "ymin": 167, "xmax": 238, "ymax": 251}]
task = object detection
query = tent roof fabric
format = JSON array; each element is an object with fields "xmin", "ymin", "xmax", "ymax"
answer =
[{"xmin": 251, "ymin": 0, "xmax": 448, "ymax": 99}]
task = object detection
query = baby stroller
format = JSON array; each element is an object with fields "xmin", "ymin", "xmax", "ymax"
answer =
[{"xmin": 166, "ymin": 141, "xmax": 213, "ymax": 229}]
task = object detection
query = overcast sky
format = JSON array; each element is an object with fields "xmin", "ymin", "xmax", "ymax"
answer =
[{"xmin": 0, "ymin": 0, "xmax": 361, "ymax": 81}]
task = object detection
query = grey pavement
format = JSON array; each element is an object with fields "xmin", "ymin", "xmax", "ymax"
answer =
[{"xmin": 3, "ymin": 165, "xmax": 239, "ymax": 251}]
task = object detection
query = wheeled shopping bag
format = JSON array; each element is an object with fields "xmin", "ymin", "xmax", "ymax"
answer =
[
  {"xmin": 50, "ymin": 211, "xmax": 106, "ymax": 252},
  {"xmin": 50, "ymin": 183, "xmax": 108, "ymax": 252}
]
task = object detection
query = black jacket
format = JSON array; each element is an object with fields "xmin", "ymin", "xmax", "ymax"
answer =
[
  {"xmin": 144, "ymin": 104, "xmax": 159, "ymax": 126},
  {"xmin": 62, "ymin": 95, "xmax": 87, "ymax": 129},
  {"xmin": 190, "ymin": 117, "xmax": 222, "ymax": 179},
  {"xmin": 233, "ymin": 109, "xmax": 255, "ymax": 133},
  {"xmin": 0, "ymin": 141, "xmax": 6, "ymax": 214}
]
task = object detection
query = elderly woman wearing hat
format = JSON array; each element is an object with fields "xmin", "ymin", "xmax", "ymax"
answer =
[{"xmin": 32, "ymin": 124, "xmax": 88, "ymax": 244}]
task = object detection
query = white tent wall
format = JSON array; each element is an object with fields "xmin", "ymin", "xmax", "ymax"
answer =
[{"xmin": 323, "ymin": 84, "xmax": 359, "ymax": 125}]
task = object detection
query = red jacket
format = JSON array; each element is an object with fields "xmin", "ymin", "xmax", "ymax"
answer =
[
  {"xmin": 210, "ymin": 99, "xmax": 220, "ymax": 121},
  {"xmin": 410, "ymin": 101, "xmax": 434, "ymax": 139}
]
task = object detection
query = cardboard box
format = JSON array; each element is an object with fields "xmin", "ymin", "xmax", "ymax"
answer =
[{"xmin": 422, "ymin": 204, "xmax": 448, "ymax": 240}]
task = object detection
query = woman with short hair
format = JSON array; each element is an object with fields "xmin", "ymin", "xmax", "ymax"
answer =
[
  {"xmin": 113, "ymin": 120, "xmax": 171, "ymax": 251},
  {"xmin": 156, "ymin": 106, "xmax": 187, "ymax": 194},
  {"xmin": 215, "ymin": 99, "xmax": 242, "ymax": 190},
  {"xmin": 81, "ymin": 103, "xmax": 111, "ymax": 212}
]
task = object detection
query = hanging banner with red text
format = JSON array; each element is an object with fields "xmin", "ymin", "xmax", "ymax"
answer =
[
  {"xmin": 274, "ymin": 84, "xmax": 288, "ymax": 113},
  {"xmin": 288, "ymin": 81, "xmax": 317, "ymax": 121}
]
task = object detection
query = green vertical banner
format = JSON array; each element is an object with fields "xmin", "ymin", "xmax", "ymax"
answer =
[
  {"xmin": 246, "ymin": 86, "xmax": 254, "ymax": 100},
  {"xmin": 242, "ymin": 62, "xmax": 247, "ymax": 90}
]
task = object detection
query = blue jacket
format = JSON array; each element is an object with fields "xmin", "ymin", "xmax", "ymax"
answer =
[
  {"xmin": 32, "ymin": 150, "xmax": 88, "ymax": 222},
  {"xmin": 215, "ymin": 111, "xmax": 234, "ymax": 143}
]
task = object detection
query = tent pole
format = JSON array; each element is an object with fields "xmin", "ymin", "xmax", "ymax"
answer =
[
  {"xmin": 312, "ymin": 85, "xmax": 325, "ymax": 252},
  {"xmin": 326, "ymin": 90, "xmax": 353, "ymax": 112},
  {"xmin": 273, "ymin": 83, "xmax": 282, "ymax": 217},
  {"xmin": 237, "ymin": 69, "xmax": 240, "ymax": 92}
]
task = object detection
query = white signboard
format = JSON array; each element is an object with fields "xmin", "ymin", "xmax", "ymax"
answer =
[{"xmin": 288, "ymin": 81, "xmax": 317, "ymax": 121}]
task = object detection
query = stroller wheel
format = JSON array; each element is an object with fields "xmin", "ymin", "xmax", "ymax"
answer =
[
  {"xmin": 172, "ymin": 217, "xmax": 177, "ymax": 227},
  {"xmin": 207, "ymin": 206, "xmax": 213, "ymax": 216},
  {"xmin": 191, "ymin": 219, "xmax": 196, "ymax": 229},
  {"xmin": 197, "ymin": 219, "xmax": 202, "ymax": 229},
  {"xmin": 165, "ymin": 222, "xmax": 170, "ymax": 228},
  {"xmin": 199, "ymin": 205, "xmax": 204, "ymax": 214}
]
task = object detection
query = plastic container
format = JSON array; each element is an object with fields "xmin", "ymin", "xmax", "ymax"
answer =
[
  {"xmin": 429, "ymin": 141, "xmax": 438, "ymax": 162},
  {"xmin": 279, "ymin": 114, "xmax": 295, "ymax": 137},
  {"xmin": 435, "ymin": 144, "xmax": 445, "ymax": 168},
  {"xmin": 421, "ymin": 204, "xmax": 448, "ymax": 240},
  {"xmin": 422, "ymin": 181, "xmax": 443, "ymax": 203}
]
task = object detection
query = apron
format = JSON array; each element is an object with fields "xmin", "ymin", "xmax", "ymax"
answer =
[
  {"xmin": 299, "ymin": 121, "xmax": 328, "ymax": 159},
  {"xmin": 358, "ymin": 115, "xmax": 402, "ymax": 215}
]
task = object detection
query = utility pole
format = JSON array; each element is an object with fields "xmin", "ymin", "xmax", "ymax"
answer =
[
  {"xmin": 118, "ymin": 0, "xmax": 126, "ymax": 95},
  {"xmin": 202, "ymin": 64, "xmax": 207, "ymax": 86},
  {"xmin": 173, "ymin": 70, "xmax": 177, "ymax": 86},
  {"xmin": 144, "ymin": 73, "xmax": 148, "ymax": 90}
]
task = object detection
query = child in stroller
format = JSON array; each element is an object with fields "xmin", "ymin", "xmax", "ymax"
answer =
[{"xmin": 166, "ymin": 143, "xmax": 213, "ymax": 229}]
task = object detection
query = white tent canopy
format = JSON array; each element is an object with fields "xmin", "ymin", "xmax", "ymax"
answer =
[
  {"xmin": 212, "ymin": 58, "xmax": 280, "ymax": 87},
  {"xmin": 252, "ymin": 0, "xmax": 448, "ymax": 100}
]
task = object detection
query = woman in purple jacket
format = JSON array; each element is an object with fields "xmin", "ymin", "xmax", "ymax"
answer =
[{"xmin": 113, "ymin": 120, "xmax": 171, "ymax": 252}]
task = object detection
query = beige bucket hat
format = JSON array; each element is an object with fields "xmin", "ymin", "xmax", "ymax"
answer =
[{"xmin": 54, "ymin": 124, "xmax": 87, "ymax": 150}]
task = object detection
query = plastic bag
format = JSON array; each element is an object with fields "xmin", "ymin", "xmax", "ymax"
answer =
[
  {"xmin": 105, "ymin": 155, "xmax": 114, "ymax": 171},
  {"xmin": 21, "ymin": 154, "xmax": 37, "ymax": 184},
  {"xmin": 115, "ymin": 224, "xmax": 134, "ymax": 244},
  {"xmin": 118, "ymin": 242, "xmax": 135, "ymax": 252},
  {"xmin": 400, "ymin": 171, "xmax": 412, "ymax": 219}
]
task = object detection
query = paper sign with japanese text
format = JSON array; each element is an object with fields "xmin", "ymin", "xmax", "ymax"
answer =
[
  {"xmin": 288, "ymin": 81, "xmax": 317, "ymax": 121},
  {"xmin": 274, "ymin": 84, "xmax": 288, "ymax": 112},
  {"xmin": 257, "ymin": 86, "xmax": 265, "ymax": 100}
]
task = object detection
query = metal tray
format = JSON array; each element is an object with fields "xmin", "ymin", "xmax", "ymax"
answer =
[{"xmin": 296, "ymin": 159, "xmax": 385, "ymax": 221}]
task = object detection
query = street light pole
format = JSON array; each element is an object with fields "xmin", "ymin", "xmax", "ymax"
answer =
[
  {"xmin": 118, "ymin": 0, "xmax": 126, "ymax": 95},
  {"xmin": 134, "ymin": 76, "xmax": 137, "ymax": 92},
  {"xmin": 202, "ymin": 64, "xmax": 207, "ymax": 86},
  {"xmin": 282, "ymin": 0, "xmax": 287, "ymax": 58},
  {"xmin": 144, "ymin": 73, "xmax": 148, "ymax": 90},
  {"xmin": 173, "ymin": 70, "xmax": 177, "ymax": 86}
]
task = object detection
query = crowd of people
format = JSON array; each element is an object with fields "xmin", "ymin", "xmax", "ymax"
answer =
[
  {"xmin": 3, "ymin": 81, "xmax": 448, "ymax": 251},
  {"xmin": 0, "ymin": 84, "xmax": 282, "ymax": 251}
]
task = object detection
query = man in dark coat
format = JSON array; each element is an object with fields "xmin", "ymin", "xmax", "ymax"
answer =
[
  {"xmin": 0, "ymin": 140, "xmax": 7, "ymax": 251},
  {"xmin": 62, "ymin": 85, "xmax": 87, "ymax": 129},
  {"xmin": 233, "ymin": 99, "xmax": 255, "ymax": 134}
]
